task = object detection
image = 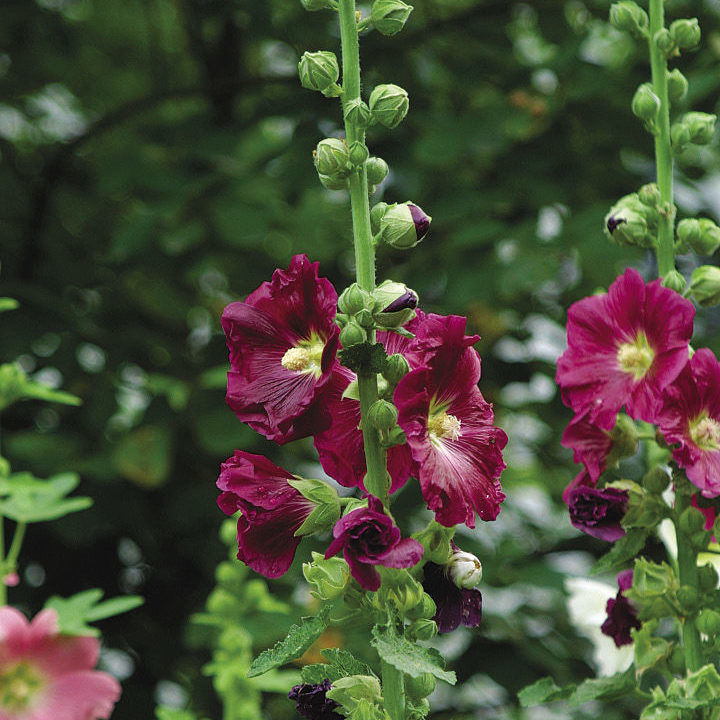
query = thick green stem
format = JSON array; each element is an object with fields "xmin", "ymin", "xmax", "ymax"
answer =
[
  {"xmin": 648, "ymin": 0, "xmax": 675, "ymax": 277},
  {"xmin": 381, "ymin": 660, "xmax": 405, "ymax": 720}
]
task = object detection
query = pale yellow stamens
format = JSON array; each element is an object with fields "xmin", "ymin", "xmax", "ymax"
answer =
[
  {"xmin": 0, "ymin": 662, "xmax": 44, "ymax": 712},
  {"xmin": 428, "ymin": 412, "xmax": 462, "ymax": 442},
  {"xmin": 280, "ymin": 335, "xmax": 325, "ymax": 378},
  {"xmin": 617, "ymin": 333, "xmax": 655, "ymax": 380},
  {"xmin": 281, "ymin": 347, "xmax": 312, "ymax": 372},
  {"xmin": 689, "ymin": 414, "xmax": 720, "ymax": 452}
]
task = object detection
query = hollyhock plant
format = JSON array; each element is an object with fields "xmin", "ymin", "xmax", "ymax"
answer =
[
  {"xmin": 325, "ymin": 496, "xmax": 423, "ymax": 592},
  {"xmin": 222, "ymin": 254, "xmax": 339, "ymax": 444},
  {"xmin": 217, "ymin": 451, "xmax": 317, "ymax": 578},
  {"xmin": 556, "ymin": 268, "xmax": 694, "ymax": 425},
  {"xmin": 0, "ymin": 607, "xmax": 120, "ymax": 720},
  {"xmin": 421, "ymin": 561, "xmax": 483, "ymax": 634},
  {"xmin": 288, "ymin": 679, "xmax": 342, "ymax": 720},
  {"xmin": 561, "ymin": 411, "xmax": 616, "ymax": 481},
  {"xmin": 657, "ymin": 348, "xmax": 720, "ymax": 498},
  {"xmin": 395, "ymin": 313, "xmax": 507, "ymax": 527},
  {"xmin": 566, "ymin": 485, "xmax": 629, "ymax": 541},
  {"xmin": 600, "ymin": 570, "xmax": 640, "ymax": 648}
]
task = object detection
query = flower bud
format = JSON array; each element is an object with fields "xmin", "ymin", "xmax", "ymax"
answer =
[
  {"xmin": 642, "ymin": 466, "xmax": 670, "ymax": 494},
  {"xmin": 338, "ymin": 283, "xmax": 374, "ymax": 315},
  {"xmin": 677, "ymin": 218, "xmax": 702, "ymax": 252},
  {"xmin": 690, "ymin": 265, "xmax": 720, "ymax": 307},
  {"xmin": 679, "ymin": 506, "xmax": 706, "ymax": 536},
  {"xmin": 383, "ymin": 353, "xmax": 411, "ymax": 385},
  {"xmin": 669, "ymin": 18, "xmax": 701, "ymax": 50},
  {"xmin": 368, "ymin": 399, "xmax": 398, "ymax": 430},
  {"xmin": 379, "ymin": 202, "xmax": 431, "ymax": 249},
  {"xmin": 371, "ymin": 0, "xmax": 413, "ymax": 36},
  {"xmin": 339, "ymin": 321, "xmax": 366, "ymax": 346},
  {"xmin": 691, "ymin": 530, "xmax": 711, "ymax": 551},
  {"xmin": 366, "ymin": 157, "xmax": 389, "ymax": 186},
  {"xmin": 698, "ymin": 563, "xmax": 719, "ymax": 592},
  {"xmin": 697, "ymin": 608, "xmax": 720, "ymax": 635},
  {"xmin": 609, "ymin": 413, "xmax": 639, "ymax": 459},
  {"xmin": 404, "ymin": 672, "xmax": 436, "ymax": 700},
  {"xmin": 349, "ymin": 141, "xmax": 370, "ymax": 167},
  {"xmin": 677, "ymin": 584, "xmax": 700, "ymax": 612},
  {"xmin": 369, "ymin": 84, "xmax": 409, "ymax": 129},
  {"xmin": 298, "ymin": 51, "xmax": 341, "ymax": 96},
  {"xmin": 314, "ymin": 138, "xmax": 350, "ymax": 177},
  {"xmin": 303, "ymin": 551, "xmax": 350, "ymax": 601},
  {"xmin": 662, "ymin": 269, "xmax": 686, "ymax": 293},
  {"xmin": 372, "ymin": 279, "xmax": 418, "ymax": 328},
  {"xmin": 406, "ymin": 592, "xmax": 437, "ymax": 621},
  {"xmin": 344, "ymin": 99, "xmax": 373, "ymax": 132},
  {"xmin": 609, "ymin": 1, "xmax": 648, "ymax": 36},
  {"xmin": 379, "ymin": 570, "xmax": 424, "ymax": 614},
  {"xmin": 684, "ymin": 112, "xmax": 717, "ymax": 145},
  {"xmin": 326, "ymin": 676, "xmax": 382, "ymax": 714},
  {"xmin": 301, "ymin": 0, "xmax": 337, "ymax": 10},
  {"xmin": 667, "ymin": 68, "xmax": 689, "ymax": 103},
  {"xmin": 318, "ymin": 174, "xmax": 347, "ymax": 190},
  {"xmin": 448, "ymin": 548, "xmax": 483, "ymax": 589},
  {"xmin": 370, "ymin": 202, "xmax": 389, "ymax": 232},
  {"xmin": 655, "ymin": 28, "xmax": 675, "ymax": 57},
  {"xmin": 632, "ymin": 83, "xmax": 660, "ymax": 123},
  {"xmin": 406, "ymin": 619, "xmax": 437, "ymax": 641},
  {"xmin": 355, "ymin": 308, "xmax": 375, "ymax": 328},
  {"xmin": 697, "ymin": 219, "xmax": 720, "ymax": 255},
  {"xmin": 671, "ymin": 122, "xmax": 692, "ymax": 150},
  {"xmin": 638, "ymin": 183, "xmax": 661, "ymax": 207},
  {"xmin": 605, "ymin": 208, "xmax": 651, "ymax": 248}
]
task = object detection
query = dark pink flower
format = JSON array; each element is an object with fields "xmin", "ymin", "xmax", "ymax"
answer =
[
  {"xmin": 566, "ymin": 485, "xmax": 628, "ymax": 541},
  {"xmin": 421, "ymin": 562, "xmax": 483, "ymax": 634},
  {"xmin": 324, "ymin": 496, "xmax": 423, "ymax": 591},
  {"xmin": 561, "ymin": 410, "xmax": 616, "ymax": 482},
  {"xmin": 222, "ymin": 255, "xmax": 339, "ymax": 444},
  {"xmin": 562, "ymin": 469, "xmax": 594, "ymax": 505},
  {"xmin": 601, "ymin": 570, "xmax": 640, "ymax": 647},
  {"xmin": 395, "ymin": 314, "xmax": 507, "ymax": 528},
  {"xmin": 657, "ymin": 349, "xmax": 720, "ymax": 498},
  {"xmin": 217, "ymin": 451, "xmax": 315, "ymax": 578},
  {"xmin": 288, "ymin": 679, "xmax": 342, "ymax": 720},
  {"xmin": 556, "ymin": 268, "xmax": 694, "ymax": 425},
  {"xmin": 0, "ymin": 607, "xmax": 120, "ymax": 719}
]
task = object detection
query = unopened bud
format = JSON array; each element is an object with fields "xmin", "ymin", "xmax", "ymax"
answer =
[
  {"xmin": 642, "ymin": 466, "xmax": 670, "ymax": 494},
  {"xmin": 407, "ymin": 592, "xmax": 437, "ymax": 621},
  {"xmin": 406, "ymin": 619, "xmax": 437, "ymax": 641},
  {"xmin": 677, "ymin": 584, "xmax": 700, "ymax": 612},
  {"xmin": 369, "ymin": 84, "xmax": 409, "ymax": 128},
  {"xmin": 318, "ymin": 174, "xmax": 347, "ymax": 190},
  {"xmin": 339, "ymin": 321, "xmax": 366, "ymax": 346},
  {"xmin": 690, "ymin": 265, "xmax": 720, "ymax": 307},
  {"xmin": 370, "ymin": 202, "xmax": 389, "ymax": 232},
  {"xmin": 301, "ymin": 0, "xmax": 337, "ymax": 10},
  {"xmin": 669, "ymin": 18, "xmax": 701, "ymax": 50},
  {"xmin": 662, "ymin": 269, "xmax": 686, "ymax": 293},
  {"xmin": 667, "ymin": 69, "xmax": 689, "ymax": 103},
  {"xmin": 371, "ymin": 0, "xmax": 413, "ymax": 35},
  {"xmin": 697, "ymin": 609, "xmax": 720, "ymax": 634},
  {"xmin": 368, "ymin": 399, "xmax": 398, "ymax": 430},
  {"xmin": 677, "ymin": 218, "xmax": 702, "ymax": 252},
  {"xmin": 405, "ymin": 672, "xmax": 436, "ymax": 700},
  {"xmin": 605, "ymin": 207, "xmax": 652, "ymax": 248},
  {"xmin": 383, "ymin": 353, "xmax": 411, "ymax": 384},
  {"xmin": 349, "ymin": 141, "xmax": 370, "ymax": 166},
  {"xmin": 338, "ymin": 283, "xmax": 373, "ymax": 315},
  {"xmin": 698, "ymin": 563, "xmax": 719, "ymax": 591},
  {"xmin": 655, "ymin": 28, "xmax": 675, "ymax": 56},
  {"xmin": 632, "ymin": 83, "xmax": 660, "ymax": 123},
  {"xmin": 344, "ymin": 98, "xmax": 373, "ymax": 129},
  {"xmin": 379, "ymin": 202, "xmax": 431, "ymax": 249},
  {"xmin": 314, "ymin": 138, "xmax": 350, "ymax": 177},
  {"xmin": 303, "ymin": 552, "xmax": 349, "ymax": 601},
  {"xmin": 366, "ymin": 157, "xmax": 389, "ymax": 185},
  {"xmin": 638, "ymin": 183, "xmax": 661, "ymax": 207},
  {"xmin": 356, "ymin": 308, "xmax": 375, "ymax": 328},
  {"xmin": 679, "ymin": 506, "xmax": 706, "ymax": 535},
  {"xmin": 685, "ymin": 112, "xmax": 717, "ymax": 145},
  {"xmin": 681, "ymin": 218, "xmax": 720, "ymax": 255},
  {"xmin": 609, "ymin": 414, "xmax": 639, "ymax": 458},
  {"xmin": 609, "ymin": 1, "xmax": 648, "ymax": 36},
  {"xmin": 448, "ymin": 548, "xmax": 483, "ymax": 589},
  {"xmin": 298, "ymin": 51, "xmax": 341, "ymax": 96},
  {"xmin": 373, "ymin": 279, "xmax": 418, "ymax": 328},
  {"xmin": 671, "ymin": 122, "xmax": 692, "ymax": 149}
]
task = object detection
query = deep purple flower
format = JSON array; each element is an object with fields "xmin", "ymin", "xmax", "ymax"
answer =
[
  {"xmin": 601, "ymin": 570, "xmax": 640, "ymax": 647},
  {"xmin": 324, "ymin": 496, "xmax": 423, "ymax": 591},
  {"xmin": 288, "ymin": 679, "xmax": 342, "ymax": 720},
  {"xmin": 566, "ymin": 485, "xmax": 628, "ymax": 541},
  {"xmin": 422, "ymin": 562, "xmax": 483, "ymax": 633},
  {"xmin": 383, "ymin": 289, "xmax": 418, "ymax": 314},
  {"xmin": 409, "ymin": 203, "xmax": 431, "ymax": 242}
]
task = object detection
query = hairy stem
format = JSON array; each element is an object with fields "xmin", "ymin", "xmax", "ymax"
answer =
[
  {"xmin": 648, "ymin": 0, "xmax": 675, "ymax": 276},
  {"xmin": 381, "ymin": 660, "xmax": 405, "ymax": 720}
]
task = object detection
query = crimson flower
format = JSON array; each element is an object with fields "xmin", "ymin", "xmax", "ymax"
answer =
[
  {"xmin": 222, "ymin": 255, "xmax": 339, "ymax": 444},
  {"xmin": 217, "ymin": 451, "xmax": 316, "ymax": 578},
  {"xmin": 561, "ymin": 410, "xmax": 615, "ymax": 482},
  {"xmin": 395, "ymin": 314, "xmax": 507, "ymax": 527},
  {"xmin": 566, "ymin": 485, "xmax": 628, "ymax": 541},
  {"xmin": 601, "ymin": 570, "xmax": 640, "ymax": 647},
  {"xmin": 556, "ymin": 268, "xmax": 694, "ymax": 425}
]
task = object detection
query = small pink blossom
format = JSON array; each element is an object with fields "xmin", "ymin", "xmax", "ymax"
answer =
[
  {"xmin": 0, "ymin": 606, "xmax": 120, "ymax": 720},
  {"xmin": 2, "ymin": 574, "xmax": 19, "ymax": 588}
]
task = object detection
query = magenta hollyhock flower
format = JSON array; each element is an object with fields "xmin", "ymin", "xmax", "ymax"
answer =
[
  {"xmin": 217, "ymin": 451, "xmax": 316, "ymax": 578},
  {"xmin": 562, "ymin": 469, "xmax": 594, "ymax": 504},
  {"xmin": 395, "ymin": 314, "xmax": 507, "ymax": 527},
  {"xmin": 556, "ymin": 268, "xmax": 694, "ymax": 425},
  {"xmin": 0, "ymin": 607, "xmax": 120, "ymax": 720},
  {"xmin": 421, "ymin": 562, "xmax": 483, "ymax": 634},
  {"xmin": 566, "ymin": 485, "xmax": 628, "ymax": 541},
  {"xmin": 222, "ymin": 254, "xmax": 339, "ymax": 444},
  {"xmin": 601, "ymin": 570, "xmax": 640, "ymax": 647},
  {"xmin": 561, "ymin": 410, "xmax": 616, "ymax": 482},
  {"xmin": 288, "ymin": 679, "xmax": 342, "ymax": 720},
  {"xmin": 657, "ymin": 349, "xmax": 720, "ymax": 498},
  {"xmin": 324, "ymin": 496, "xmax": 423, "ymax": 591}
]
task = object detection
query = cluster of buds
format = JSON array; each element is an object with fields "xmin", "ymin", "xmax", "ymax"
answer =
[
  {"xmin": 609, "ymin": 1, "xmax": 648, "ymax": 38},
  {"xmin": 604, "ymin": 188, "xmax": 660, "ymax": 248},
  {"xmin": 671, "ymin": 111, "xmax": 717, "ymax": 152},
  {"xmin": 655, "ymin": 17, "xmax": 701, "ymax": 58}
]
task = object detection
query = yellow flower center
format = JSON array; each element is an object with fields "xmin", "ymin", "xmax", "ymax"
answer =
[
  {"xmin": 617, "ymin": 332, "xmax": 655, "ymax": 380},
  {"xmin": 689, "ymin": 414, "xmax": 720, "ymax": 452},
  {"xmin": 0, "ymin": 663, "xmax": 44, "ymax": 712},
  {"xmin": 428, "ymin": 411, "xmax": 462, "ymax": 443},
  {"xmin": 281, "ymin": 334, "xmax": 325, "ymax": 378}
]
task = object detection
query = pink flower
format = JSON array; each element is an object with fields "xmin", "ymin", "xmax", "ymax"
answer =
[
  {"xmin": 217, "ymin": 451, "xmax": 316, "ymax": 578},
  {"xmin": 222, "ymin": 255, "xmax": 339, "ymax": 444},
  {"xmin": 657, "ymin": 348, "xmax": 720, "ymax": 498},
  {"xmin": 0, "ymin": 606, "xmax": 120, "ymax": 720},
  {"xmin": 395, "ymin": 314, "xmax": 507, "ymax": 528},
  {"xmin": 556, "ymin": 268, "xmax": 694, "ymax": 425},
  {"xmin": 561, "ymin": 410, "xmax": 615, "ymax": 482}
]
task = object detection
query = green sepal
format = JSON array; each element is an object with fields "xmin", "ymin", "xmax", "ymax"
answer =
[
  {"xmin": 518, "ymin": 677, "xmax": 575, "ymax": 707},
  {"xmin": 303, "ymin": 552, "xmax": 350, "ymax": 601},
  {"xmin": 45, "ymin": 589, "xmax": 144, "ymax": 636},
  {"xmin": 567, "ymin": 668, "xmax": 636, "ymax": 706},
  {"xmin": 342, "ymin": 379, "xmax": 361, "ymax": 401},
  {"xmin": 301, "ymin": 648, "xmax": 377, "ymax": 684},
  {"xmin": 411, "ymin": 521, "xmax": 455, "ymax": 565},
  {"xmin": 288, "ymin": 478, "xmax": 341, "ymax": 536},
  {"xmin": 338, "ymin": 342, "xmax": 388, "ymax": 377},
  {"xmin": 0, "ymin": 472, "xmax": 93, "ymax": 523},
  {"xmin": 326, "ymin": 675, "xmax": 383, "ymax": 717},
  {"xmin": 615, "ymin": 480, "xmax": 668, "ymax": 528},
  {"xmin": 633, "ymin": 621, "xmax": 671, "ymax": 675}
]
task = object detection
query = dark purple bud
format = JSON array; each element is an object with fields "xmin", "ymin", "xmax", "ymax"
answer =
[
  {"xmin": 566, "ymin": 485, "xmax": 628, "ymax": 542},
  {"xmin": 383, "ymin": 289, "xmax": 418, "ymax": 313},
  {"xmin": 408, "ymin": 203, "xmax": 431, "ymax": 241},
  {"xmin": 289, "ymin": 679, "xmax": 343, "ymax": 720},
  {"xmin": 606, "ymin": 216, "xmax": 627, "ymax": 234},
  {"xmin": 601, "ymin": 570, "xmax": 640, "ymax": 647},
  {"xmin": 422, "ymin": 562, "xmax": 482, "ymax": 633}
]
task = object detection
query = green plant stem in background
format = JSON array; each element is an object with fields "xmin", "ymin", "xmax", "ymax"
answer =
[
  {"xmin": 648, "ymin": 0, "xmax": 675, "ymax": 277},
  {"xmin": 338, "ymin": 0, "xmax": 389, "ymax": 505},
  {"xmin": 381, "ymin": 660, "xmax": 405, "ymax": 720},
  {"xmin": 6, "ymin": 522, "xmax": 26, "ymax": 570}
]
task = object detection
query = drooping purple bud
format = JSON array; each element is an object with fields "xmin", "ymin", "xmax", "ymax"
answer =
[
  {"xmin": 289, "ymin": 679, "xmax": 343, "ymax": 720},
  {"xmin": 600, "ymin": 570, "xmax": 640, "ymax": 647},
  {"xmin": 421, "ymin": 561, "xmax": 483, "ymax": 633},
  {"xmin": 566, "ymin": 485, "xmax": 629, "ymax": 542},
  {"xmin": 383, "ymin": 289, "xmax": 418, "ymax": 313},
  {"xmin": 606, "ymin": 216, "xmax": 627, "ymax": 234},
  {"xmin": 408, "ymin": 203, "xmax": 431, "ymax": 241}
]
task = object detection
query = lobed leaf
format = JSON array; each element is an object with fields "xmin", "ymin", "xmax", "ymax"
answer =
[
  {"xmin": 591, "ymin": 528, "xmax": 647, "ymax": 575},
  {"xmin": 518, "ymin": 677, "xmax": 575, "ymax": 707}
]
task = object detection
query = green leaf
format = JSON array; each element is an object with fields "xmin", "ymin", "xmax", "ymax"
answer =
[
  {"xmin": 247, "ymin": 605, "xmax": 332, "ymax": 678},
  {"xmin": 633, "ymin": 622, "xmax": 671, "ymax": 674},
  {"xmin": 591, "ymin": 528, "xmax": 647, "ymax": 575},
  {"xmin": 301, "ymin": 648, "xmax": 377, "ymax": 684},
  {"xmin": 84, "ymin": 595, "xmax": 145, "ymax": 621},
  {"xmin": 568, "ymin": 668, "xmax": 636, "ymax": 706},
  {"xmin": 0, "ymin": 298, "xmax": 19, "ymax": 312},
  {"xmin": 518, "ymin": 677, "xmax": 574, "ymax": 707},
  {"xmin": 0, "ymin": 472, "xmax": 92, "ymax": 523},
  {"xmin": 46, "ymin": 589, "xmax": 144, "ymax": 636},
  {"xmin": 370, "ymin": 625, "xmax": 456, "ymax": 685},
  {"xmin": 338, "ymin": 343, "xmax": 387, "ymax": 377},
  {"xmin": 21, "ymin": 382, "xmax": 82, "ymax": 406}
]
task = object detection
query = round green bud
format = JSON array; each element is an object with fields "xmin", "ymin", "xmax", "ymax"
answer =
[
  {"xmin": 654, "ymin": 28, "xmax": 675, "ymax": 56},
  {"xmin": 379, "ymin": 202, "xmax": 431, "ymax": 249},
  {"xmin": 697, "ymin": 563, "xmax": 719, "ymax": 592},
  {"xmin": 314, "ymin": 138, "xmax": 350, "ymax": 177},
  {"xmin": 369, "ymin": 84, "xmax": 409, "ymax": 129},
  {"xmin": 348, "ymin": 141, "xmax": 370, "ymax": 167},
  {"xmin": 318, "ymin": 173, "xmax": 347, "ymax": 190},
  {"xmin": 338, "ymin": 283, "xmax": 373, "ymax": 315},
  {"xmin": 679, "ymin": 506, "xmax": 706, "ymax": 535},
  {"xmin": 344, "ymin": 98, "xmax": 372, "ymax": 129},
  {"xmin": 215, "ymin": 561, "xmax": 239, "ymax": 588},
  {"xmin": 301, "ymin": 0, "xmax": 337, "ymax": 10},
  {"xmin": 368, "ymin": 399, "xmax": 398, "ymax": 430},
  {"xmin": 677, "ymin": 584, "xmax": 700, "ymax": 612},
  {"xmin": 697, "ymin": 219, "xmax": 720, "ymax": 255},
  {"xmin": 632, "ymin": 83, "xmax": 660, "ymax": 123},
  {"xmin": 372, "ymin": 279, "xmax": 419, "ymax": 328},
  {"xmin": 642, "ymin": 466, "xmax": 670, "ymax": 494},
  {"xmin": 406, "ymin": 619, "xmax": 438, "ymax": 641},
  {"xmin": 609, "ymin": 1, "xmax": 648, "ymax": 36},
  {"xmin": 669, "ymin": 18, "xmax": 701, "ymax": 50},
  {"xmin": 335, "ymin": 313, "xmax": 349, "ymax": 328},
  {"xmin": 609, "ymin": 414, "xmax": 639, "ymax": 458},
  {"xmin": 406, "ymin": 592, "xmax": 436, "ymax": 621},
  {"xmin": 207, "ymin": 588, "xmax": 237, "ymax": 615},
  {"xmin": 677, "ymin": 218, "xmax": 702, "ymax": 252},
  {"xmin": 671, "ymin": 122, "xmax": 692, "ymax": 150},
  {"xmin": 303, "ymin": 552, "xmax": 350, "ymax": 601},
  {"xmin": 637, "ymin": 183, "xmax": 661, "ymax": 208},
  {"xmin": 684, "ymin": 112, "xmax": 717, "ymax": 145},
  {"xmin": 690, "ymin": 265, "xmax": 720, "ymax": 307},
  {"xmin": 405, "ymin": 672, "xmax": 436, "ymax": 700},
  {"xmin": 370, "ymin": 202, "xmax": 389, "ymax": 232},
  {"xmin": 355, "ymin": 308, "xmax": 374, "ymax": 328},
  {"xmin": 662, "ymin": 269, "xmax": 686, "ymax": 294},
  {"xmin": 697, "ymin": 609, "xmax": 720, "ymax": 634},
  {"xmin": 298, "ymin": 51, "xmax": 341, "ymax": 96},
  {"xmin": 383, "ymin": 353, "xmax": 411, "ymax": 385},
  {"xmin": 220, "ymin": 518, "xmax": 237, "ymax": 547},
  {"xmin": 339, "ymin": 321, "xmax": 366, "ymax": 347},
  {"xmin": 366, "ymin": 157, "xmax": 389, "ymax": 186},
  {"xmin": 605, "ymin": 207, "xmax": 652, "ymax": 248},
  {"xmin": 371, "ymin": 0, "xmax": 413, "ymax": 36},
  {"xmin": 667, "ymin": 69, "xmax": 689, "ymax": 103}
]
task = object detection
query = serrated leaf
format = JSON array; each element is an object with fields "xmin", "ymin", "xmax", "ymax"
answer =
[
  {"xmin": 338, "ymin": 343, "xmax": 387, "ymax": 377},
  {"xmin": 591, "ymin": 528, "xmax": 647, "ymax": 575},
  {"xmin": 370, "ymin": 625, "xmax": 455, "ymax": 685},
  {"xmin": 247, "ymin": 605, "xmax": 332, "ymax": 678},
  {"xmin": 301, "ymin": 648, "xmax": 377, "ymax": 684},
  {"xmin": 568, "ymin": 668, "xmax": 635, "ymax": 706},
  {"xmin": 518, "ymin": 677, "xmax": 574, "ymax": 707},
  {"xmin": 46, "ymin": 589, "xmax": 143, "ymax": 636}
]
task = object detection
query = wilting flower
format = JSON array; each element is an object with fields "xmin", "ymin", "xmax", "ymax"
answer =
[
  {"xmin": 657, "ymin": 348, "xmax": 720, "ymax": 498},
  {"xmin": 288, "ymin": 679, "xmax": 342, "ymax": 720},
  {"xmin": 566, "ymin": 485, "xmax": 628, "ymax": 541},
  {"xmin": 222, "ymin": 254, "xmax": 339, "ymax": 444},
  {"xmin": 556, "ymin": 268, "xmax": 694, "ymax": 425},
  {"xmin": 217, "ymin": 451, "xmax": 316, "ymax": 578},
  {"xmin": 421, "ymin": 561, "xmax": 482, "ymax": 633},
  {"xmin": 601, "ymin": 569, "xmax": 640, "ymax": 647},
  {"xmin": 395, "ymin": 314, "xmax": 507, "ymax": 527},
  {"xmin": 0, "ymin": 607, "xmax": 120, "ymax": 719},
  {"xmin": 325, "ymin": 496, "xmax": 423, "ymax": 591}
]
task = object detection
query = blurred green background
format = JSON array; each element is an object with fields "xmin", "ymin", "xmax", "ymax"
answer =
[{"xmin": 2, "ymin": 0, "xmax": 720, "ymax": 717}]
